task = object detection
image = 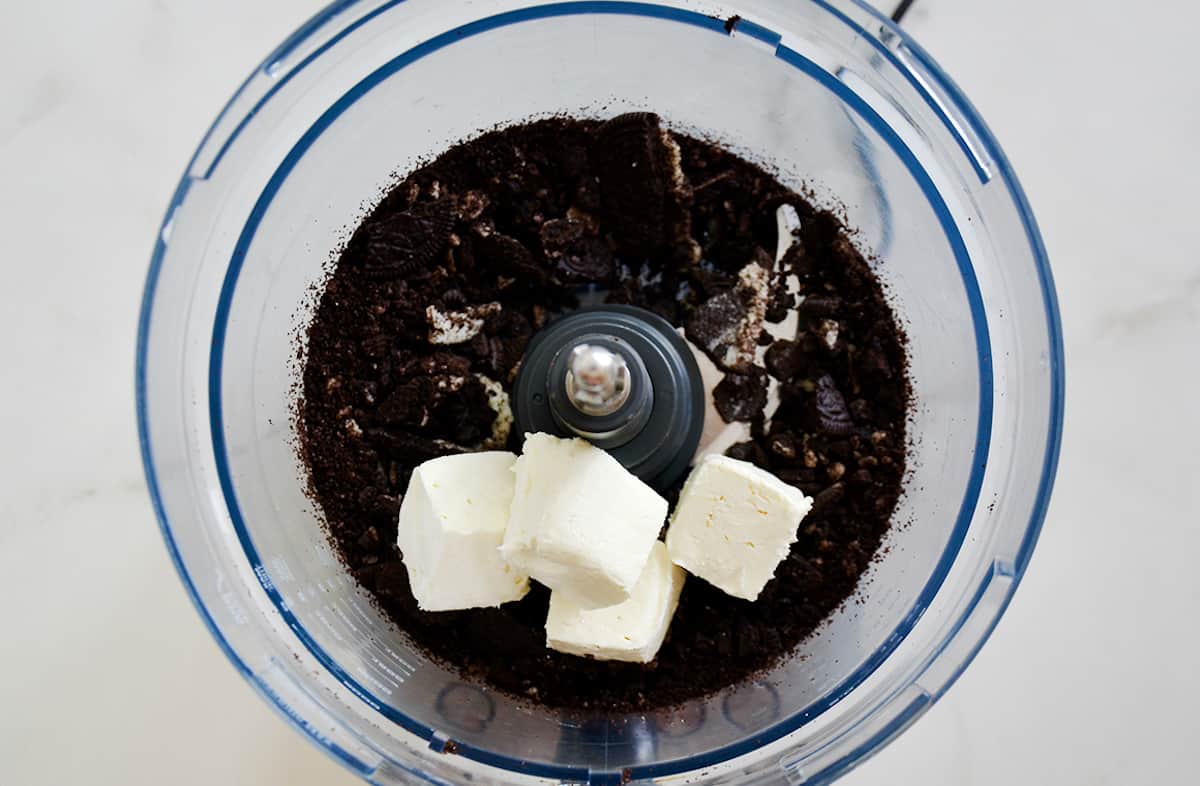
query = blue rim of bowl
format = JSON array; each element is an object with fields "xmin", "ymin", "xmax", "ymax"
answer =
[
  {"xmin": 208, "ymin": 5, "xmax": 990, "ymax": 774},
  {"xmin": 136, "ymin": 1, "xmax": 1063, "ymax": 782}
]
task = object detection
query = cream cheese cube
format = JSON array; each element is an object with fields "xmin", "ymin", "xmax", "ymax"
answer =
[
  {"xmin": 397, "ymin": 451, "xmax": 529, "ymax": 611},
  {"xmin": 666, "ymin": 454, "xmax": 813, "ymax": 601},
  {"xmin": 502, "ymin": 433, "xmax": 668, "ymax": 608},
  {"xmin": 546, "ymin": 541, "xmax": 685, "ymax": 663}
]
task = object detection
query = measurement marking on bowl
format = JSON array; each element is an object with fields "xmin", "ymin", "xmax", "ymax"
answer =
[
  {"xmin": 325, "ymin": 599, "xmax": 418, "ymax": 679},
  {"xmin": 267, "ymin": 554, "xmax": 296, "ymax": 583},
  {"xmin": 342, "ymin": 601, "xmax": 420, "ymax": 675},
  {"xmin": 252, "ymin": 564, "xmax": 274, "ymax": 592},
  {"xmin": 355, "ymin": 665, "xmax": 393, "ymax": 695},
  {"xmin": 313, "ymin": 609, "xmax": 349, "ymax": 645},
  {"xmin": 364, "ymin": 652, "xmax": 409, "ymax": 688},
  {"xmin": 219, "ymin": 592, "xmax": 248, "ymax": 626}
]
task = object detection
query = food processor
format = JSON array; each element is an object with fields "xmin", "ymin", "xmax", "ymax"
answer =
[{"xmin": 136, "ymin": 1, "xmax": 1064, "ymax": 783}]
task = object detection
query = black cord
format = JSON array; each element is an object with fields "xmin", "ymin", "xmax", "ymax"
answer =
[{"xmin": 891, "ymin": 0, "xmax": 915, "ymax": 23}]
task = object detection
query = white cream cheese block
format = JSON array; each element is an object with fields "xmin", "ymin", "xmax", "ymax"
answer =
[
  {"xmin": 545, "ymin": 541, "xmax": 685, "ymax": 662},
  {"xmin": 666, "ymin": 454, "xmax": 813, "ymax": 601},
  {"xmin": 502, "ymin": 432, "xmax": 668, "ymax": 608},
  {"xmin": 396, "ymin": 451, "xmax": 529, "ymax": 611}
]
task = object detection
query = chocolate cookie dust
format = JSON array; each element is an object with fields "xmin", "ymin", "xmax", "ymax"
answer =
[{"xmin": 299, "ymin": 114, "xmax": 908, "ymax": 712}]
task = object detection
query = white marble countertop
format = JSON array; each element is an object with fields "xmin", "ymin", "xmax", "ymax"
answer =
[{"xmin": 1, "ymin": 0, "xmax": 1197, "ymax": 783}]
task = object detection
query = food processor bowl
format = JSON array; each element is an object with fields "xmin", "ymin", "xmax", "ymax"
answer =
[{"xmin": 136, "ymin": 1, "xmax": 1063, "ymax": 783}]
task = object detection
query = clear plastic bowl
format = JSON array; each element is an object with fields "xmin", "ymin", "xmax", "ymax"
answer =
[{"xmin": 136, "ymin": 1, "xmax": 1064, "ymax": 783}]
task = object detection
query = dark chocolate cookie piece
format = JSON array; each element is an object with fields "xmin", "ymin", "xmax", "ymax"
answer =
[
  {"xmin": 473, "ymin": 231, "xmax": 544, "ymax": 282},
  {"xmin": 591, "ymin": 112, "xmax": 695, "ymax": 260},
  {"xmin": 713, "ymin": 367, "xmax": 768, "ymax": 423},
  {"xmin": 425, "ymin": 376, "xmax": 498, "ymax": 446},
  {"xmin": 813, "ymin": 374, "xmax": 854, "ymax": 435},
  {"xmin": 764, "ymin": 339, "xmax": 805, "ymax": 381},
  {"xmin": 362, "ymin": 428, "xmax": 460, "ymax": 462},
  {"xmin": 362, "ymin": 198, "xmax": 456, "ymax": 279},
  {"xmin": 686, "ymin": 290, "xmax": 747, "ymax": 371},
  {"xmin": 725, "ymin": 439, "xmax": 770, "ymax": 468},
  {"xmin": 540, "ymin": 217, "xmax": 616, "ymax": 283},
  {"xmin": 797, "ymin": 294, "xmax": 843, "ymax": 317}
]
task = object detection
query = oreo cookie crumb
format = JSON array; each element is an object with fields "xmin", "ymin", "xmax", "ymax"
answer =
[
  {"xmin": 813, "ymin": 375, "xmax": 855, "ymax": 435},
  {"xmin": 713, "ymin": 368, "xmax": 767, "ymax": 423},
  {"xmin": 362, "ymin": 198, "xmax": 456, "ymax": 279}
]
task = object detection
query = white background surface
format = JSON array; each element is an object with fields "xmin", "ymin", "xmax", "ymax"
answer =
[{"xmin": 1, "ymin": 0, "xmax": 1197, "ymax": 783}]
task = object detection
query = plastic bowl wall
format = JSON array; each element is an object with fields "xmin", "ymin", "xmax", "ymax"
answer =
[{"xmin": 137, "ymin": 1, "xmax": 1063, "ymax": 784}]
